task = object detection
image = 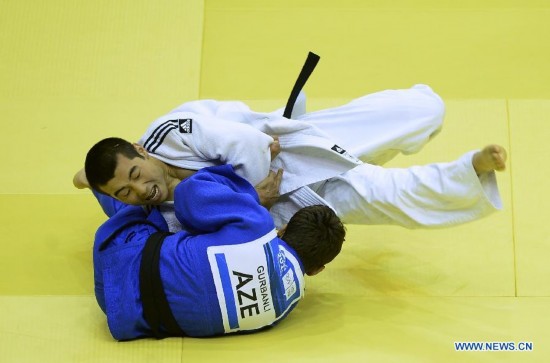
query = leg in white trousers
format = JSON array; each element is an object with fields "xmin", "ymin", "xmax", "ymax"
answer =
[
  {"xmin": 298, "ymin": 84, "xmax": 445, "ymax": 165},
  {"xmin": 316, "ymin": 151, "xmax": 502, "ymax": 228}
]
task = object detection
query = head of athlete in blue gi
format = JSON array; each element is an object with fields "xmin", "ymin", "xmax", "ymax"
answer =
[
  {"xmin": 279, "ymin": 205, "xmax": 346, "ymax": 276},
  {"xmin": 85, "ymin": 137, "xmax": 179, "ymax": 205}
]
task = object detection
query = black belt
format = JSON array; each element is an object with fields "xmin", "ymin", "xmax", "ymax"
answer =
[
  {"xmin": 283, "ymin": 51, "xmax": 320, "ymax": 119},
  {"xmin": 140, "ymin": 231, "xmax": 185, "ymax": 338}
]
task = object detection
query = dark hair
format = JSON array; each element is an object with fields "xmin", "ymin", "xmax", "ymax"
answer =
[
  {"xmin": 85, "ymin": 137, "xmax": 143, "ymax": 192},
  {"xmin": 281, "ymin": 205, "xmax": 345, "ymax": 275}
]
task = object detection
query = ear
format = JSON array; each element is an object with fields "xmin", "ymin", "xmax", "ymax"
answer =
[
  {"xmin": 277, "ymin": 224, "xmax": 288, "ymax": 238},
  {"xmin": 306, "ymin": 265, "xmax": 325, "ymax": 276},
  {"xmin": 133, "ymin": 143, "xmax": 148, "ymax": 158}
]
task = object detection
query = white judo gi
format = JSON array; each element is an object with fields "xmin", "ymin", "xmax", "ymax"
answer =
[{"xmin": 137, "ymin": 84, "xmax": 502, "ymax": 228}]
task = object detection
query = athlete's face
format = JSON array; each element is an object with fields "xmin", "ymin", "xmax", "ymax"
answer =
[{"xmin": 101, "ymin": 146, "xmax": 173, "ymax": 205}]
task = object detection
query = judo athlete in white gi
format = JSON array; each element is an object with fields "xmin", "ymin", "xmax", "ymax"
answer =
[
  {"xmin": 75, "ymin": 85, "xmax": 507, "ymax": 229},
  {"xmin": 93, "ymin": 164, "xmax": 345, "ymax": 340}
]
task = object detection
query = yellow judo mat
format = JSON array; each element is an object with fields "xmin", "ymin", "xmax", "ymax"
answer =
[{"xmin": 1, "ymin": 0, "xmax": 549, "ymax": 362}]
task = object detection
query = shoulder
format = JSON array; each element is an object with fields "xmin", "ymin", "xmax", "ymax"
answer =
[{"xmin": 94, "ymin": 206, "xmax": 160, "ymax": 252}]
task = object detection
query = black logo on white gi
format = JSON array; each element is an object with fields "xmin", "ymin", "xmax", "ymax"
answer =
[
  {"xmin": 178, "ymin": 119, "xmax": 193, "ymax": 133},
  {"xmin": 331, "ymin": 144, "xmax": 361, "ymax": 163},
  {"xmin": 331, "ymin": 144, "xmax": 347, "ymax": 155}
]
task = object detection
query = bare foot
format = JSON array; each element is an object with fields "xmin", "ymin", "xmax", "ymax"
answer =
[
  {"xmin": 73, "ymin": 168, "xmax": 90, "ymax": 189},
  {"xmin": 472, "ymin": 145, "xmax": 507, "ymax": 175}
]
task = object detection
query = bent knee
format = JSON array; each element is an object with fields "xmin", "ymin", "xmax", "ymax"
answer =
[
  {"xmin": 412, "ymin": 84, "xmax": 445, "ymax": 132},
  {"xmin": 428, "ymin": 94, "xmax": 445, "ymax": 129}
]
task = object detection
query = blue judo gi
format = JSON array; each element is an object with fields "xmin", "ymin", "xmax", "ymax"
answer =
[{"xmin": 93, "ymin": 165, "xmax": 305, "ymax": 340}]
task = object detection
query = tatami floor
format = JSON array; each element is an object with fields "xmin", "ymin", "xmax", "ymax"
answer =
[{"xmin": 1, "ymin": 1, "xmax": 549, "ymax": 362}]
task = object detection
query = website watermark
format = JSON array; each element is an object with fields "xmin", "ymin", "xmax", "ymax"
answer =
[{"xmin": 454, "ymin": 342, "xmax": 533, "ymax": 352}]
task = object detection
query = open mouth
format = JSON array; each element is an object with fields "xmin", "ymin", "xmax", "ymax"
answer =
[{"xmin": 146, "ymin": 185, "xmax": 159, "ymax": 201}]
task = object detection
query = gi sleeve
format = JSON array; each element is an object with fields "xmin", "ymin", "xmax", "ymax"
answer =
[
  {"xmin": 91, "ymin": 196, "xmax": 133, "ymax": 312},
  {"xmin": 139, "ymin": 113, "xmax": 274, "ymax": 186},
  {"xmin": 173, "ymin": 165, "xmax": 275, "ymax": 239},
  {"xmin": 92, "ymin": 205, "xmax": 158, "ymax": 314}
]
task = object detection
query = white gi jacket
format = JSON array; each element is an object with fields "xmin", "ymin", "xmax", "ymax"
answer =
[
  {"xmin": 138, "ymin": 92, "xmax": 364, "ymax": 227},
  {"xmin": 138, "ymin": 95, "xmax": 362, "ymax": 194}
]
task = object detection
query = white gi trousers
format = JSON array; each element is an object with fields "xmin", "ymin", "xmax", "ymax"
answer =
[
  {"xmin": 314, "ymin": 152, "xmax": 501, "ymax": 228},
  {"xmin": 270, "ymin": 85, "xmax": 502, "ymax": 228}
]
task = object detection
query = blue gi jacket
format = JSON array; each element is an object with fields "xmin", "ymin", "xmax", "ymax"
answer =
[{"xmin": 93, "ymin": 165, "xmax": 305, "ymax": 340}]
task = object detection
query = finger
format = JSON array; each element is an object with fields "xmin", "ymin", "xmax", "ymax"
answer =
[
  {"xmin": 274, "ymin": 168, "xmax": 284, "ymax": 185},
  {"xmin": 261, "ymin": 170, "xmax": 274, "ymax": 183},
  {"xmin": 270, "ymin": 139, "xmax": 281, "ymax": 153}
]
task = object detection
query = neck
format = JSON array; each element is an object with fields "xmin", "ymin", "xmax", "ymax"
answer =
[{"xmin": 153, "ymin": 158, "xmax": 196, "ymax": 201}]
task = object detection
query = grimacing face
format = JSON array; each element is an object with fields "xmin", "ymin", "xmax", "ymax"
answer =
[{"xmin": 100, "ymin": 147, "xmax": 172, "ymax": 205}]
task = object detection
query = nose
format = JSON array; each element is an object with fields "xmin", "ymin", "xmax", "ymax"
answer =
[{"xmin": 131, "ymin": 182, "xmax": 149, "ymax": 200}]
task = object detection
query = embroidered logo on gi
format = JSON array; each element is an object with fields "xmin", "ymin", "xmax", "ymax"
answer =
[
  {"xmin": 178, "ymin": 119, "xmax": 193, "ymax": 133},
  {"xmin": 331, "ymin": 144, "xmax": 347, "ymax": 155},
  {"xmin": 331, "ymin": 144, "xmax": 361, "ymax": 163},
  {"xmin": 277, "ymin": 250, "xmax": 288, "ymax": 274}
]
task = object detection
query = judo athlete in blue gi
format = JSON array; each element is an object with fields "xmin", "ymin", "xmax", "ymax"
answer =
[{"xmin": 93, "ymin": 164, "xmax": 345, "ymax": 340}]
